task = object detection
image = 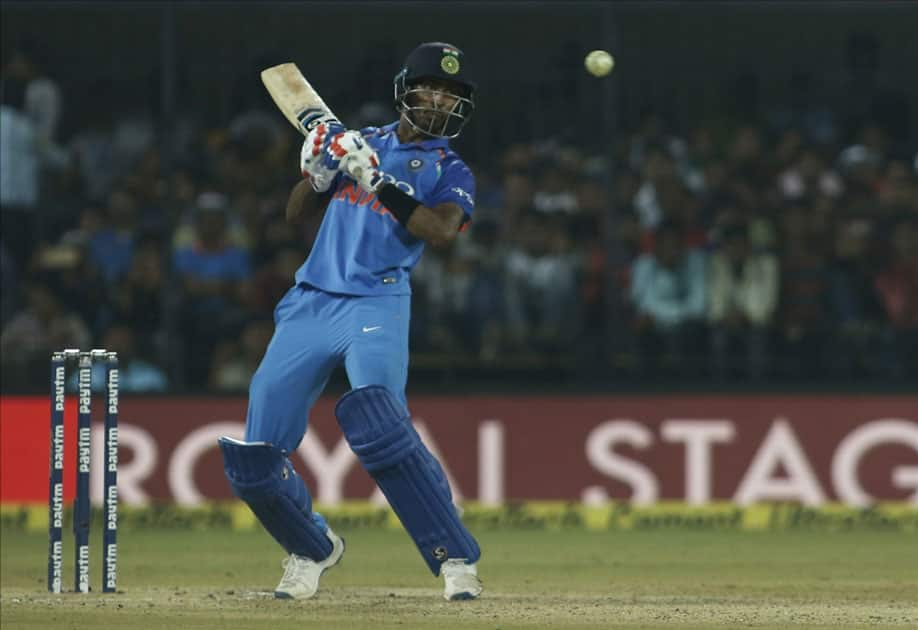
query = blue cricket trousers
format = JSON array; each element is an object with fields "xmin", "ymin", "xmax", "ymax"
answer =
[{"xmin": 245, "ymin": 284, "xmax": 410, "ymax": 452}]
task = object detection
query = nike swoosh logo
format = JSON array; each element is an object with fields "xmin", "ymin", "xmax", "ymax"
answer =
[{"xmin": 362, "ymin": 326, "xmax": 382, "ymax": 333}]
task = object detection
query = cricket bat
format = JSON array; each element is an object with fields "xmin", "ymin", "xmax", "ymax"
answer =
[
  {"xmin": 260, "ymin": 62, "xmax": 341, "ymax": 137},
  {"xmin": 261, "ymin": 62, "xmax": 371, "ymax": 181}
]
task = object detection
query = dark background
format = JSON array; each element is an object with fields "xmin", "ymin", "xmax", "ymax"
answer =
[{"xmin": 4, "ymin": 1, "xmax": 917, "ymax": 161}]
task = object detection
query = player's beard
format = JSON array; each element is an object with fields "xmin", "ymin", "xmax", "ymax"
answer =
[{"xmin": 416, "ymin": 110, "xmax": 449, "ymax": 132}]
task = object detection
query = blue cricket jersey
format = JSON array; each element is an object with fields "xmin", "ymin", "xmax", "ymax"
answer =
[{"xmin": 295, "ymin": 121, "xmax": 476, "ymax": 296}]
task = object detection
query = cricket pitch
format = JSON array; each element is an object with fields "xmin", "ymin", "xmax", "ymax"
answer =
[{"xmin": 2, "ymin": 527, "xmax": 916, "ymax": 629}]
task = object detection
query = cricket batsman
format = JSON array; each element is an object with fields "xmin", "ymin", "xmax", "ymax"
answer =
[{"xmin": 218, "ymin": 42, "xmax": 483, "ymax": 601}]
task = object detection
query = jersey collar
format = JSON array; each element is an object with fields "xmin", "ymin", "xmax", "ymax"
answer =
[{"xmin": 382, "ymin": 121, "xmax": 450, "ymax": 151}]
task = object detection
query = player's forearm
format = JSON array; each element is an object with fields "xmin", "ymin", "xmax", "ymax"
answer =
[
  {"xmin": 405, "ymin": 205, "xmax": 462, "ymax": 248},
  {"xmin": 286, "ymin": 179, "xmax": 324, "ymax": 224},
  {"xmin": 375, "ymin": 184, "xmax": 463, "ymax": 248}
]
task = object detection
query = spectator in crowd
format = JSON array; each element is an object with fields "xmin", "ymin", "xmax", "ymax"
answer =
[
  {"xmin": 86, "ymin": 188, "xmax": 139, "ymax": 285},
  {"xmin": 255, "ymin": 208, "xmax": 303, "ymax": 265},
  {"xmin": 504, "ymin": 212, "xmax": 581, "ymax": 356},
  {"xmin": 1, "ymin": 275, "xmax": 91, "ymax": 390},
  {"xmin": 173, "ymin": 192, "xmax": 251, "ymax": 387},
  {"xmin": 219, "ymin": 110, "xmax": 290, "ymax": 195},
  {"xmin": 874, "ymin": 216, "xmax": 918, "ymax": 378},
  {"xmin": 3, "ymin": 40, "xmax": 70, "ymax": 190},
  {"xmin": 836, "ymin": 142, "xmax": 883, "ymax": 211},
  {"xmin": 110, "ymin": 235, "xmax": 167, "ymax": 359},
  {"xmin": 4, "ymin": 40, "xmax": 62, "ymax": 148},
  {"xmin": 778, "ymin": 148, "xmax": 844, "ymax": 202},
  {"xmin": 461, "ymin": 220, "xmax": 507, "ymax": 361},
  {"xmin": 878, "ymin": 159, "xmax": 917, "ymax": 211},
  {"xmin": 209, "ymin": 319, "xmax": 273, "ymax": 392},
  {"xmin": 827, "ymin": 217, "xmax": 889, "ymax": 377},
  {"xmin": 627, "ymin": 108, "xmax": 687, "ymax": 175},
  {"xmin": 66, "ymin": 323, "xmax": 168, "ymax": 393},
  {"xmin": 244, "ymin": 246, "xmax": 305, "ymax": 320},
  {"xmin": 410, "ymin": 237, "xmax": 477, "ymax": 355},
  {"xmin": 571, "ymin": 169, "xmax": 611, "ymax": 358},
  {"xmin": 629, "ymin": 219, "xmax": 706, "ymax": 376},
  {"xmin": 112, "ymin": 114, "xmax": 157, "ymax": 197},
  {"xmin": 632, "ymin": 144, "xmax": 680, "ymax": 232},
  {"xmin": 4, "ymin": 52, "xmax": 918, "ymax": 392},
  {"xmin": 45, "ymin": 241, "xmax": 108, "ymax": 337},
  {"xmin": 67, "ymin": 82, "xmax": 119, "ymax": 203},
  {"xmin": 707, "ymin": 223, "xmax": 779, "ymax": 380},
  {"xmin": 1, "ymin": 76, "xmax": 39, "ymax": 269},
  {"xmin": 777, "ymin": 204, "xmax": 831, "ymax": 377},
  {"xmin": 725, "ymin": 126, "xmax": 772, "ymax": 207},
  {"xmin": 532, "ymin": 157, "xmax": 579, "ymax": 215},
  {"xmin": 173, "ymin": 190, "xmax": 249, "ymax": 251},
  {"xmin": 121, "ymin": 148, "xmax": 170, "ymax": 237},
  {"xmin": 500, "ymin": 160, "xmax": 535, "ymax": 211}
]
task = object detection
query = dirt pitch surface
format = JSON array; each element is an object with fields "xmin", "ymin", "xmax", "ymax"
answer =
[{"xmin": 3, "ymin": 528, "xmax": 916, "ymax": 629}]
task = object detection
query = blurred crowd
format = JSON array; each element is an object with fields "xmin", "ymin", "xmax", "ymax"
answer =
[{"xmin": 2, "ymin": 43, "xmax": 917, "ymax": 393}]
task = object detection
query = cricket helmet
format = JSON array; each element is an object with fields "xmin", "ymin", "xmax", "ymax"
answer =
[{"xmin": 393, "ymin": 42, "xmax": 476, "ymax": 139}]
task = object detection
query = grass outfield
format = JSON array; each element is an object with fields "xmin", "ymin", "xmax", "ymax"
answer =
[{"xmin": 2, "ymin": 527, "xmax": 917, "ymax": 629}]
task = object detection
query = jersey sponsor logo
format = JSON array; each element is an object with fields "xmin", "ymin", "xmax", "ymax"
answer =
[
  {"xmin": 333, "ymin": 183, "xmax": 392, "ymax": 221},
  {"xmin": 362, "ymin": 326, "xmax": 382, "ymax": 333},
  {"xmin": 379, "ymin": 173, "xmax": 415, "ymax": 196},
  {"xmin": 332, "ymin": 173, "xmax": 417, "ymax": 225},
  {"xmin": 338, "ymin": 173, "xmax": 415, "ymax": 197}
]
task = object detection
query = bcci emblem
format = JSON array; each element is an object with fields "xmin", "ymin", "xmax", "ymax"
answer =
[
  {"xmin": 433, "ymin": 546, "xmax": 447, "ymax": 561},
  {"xmin": 440, "ymin": 55, "xmax": 460, "ymax": 75},
  {"xmin": 408, "ymin": 158, "xmax": 424, "ymax": 171}
]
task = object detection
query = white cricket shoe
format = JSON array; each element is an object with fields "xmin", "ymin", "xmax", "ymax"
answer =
[
  {"xmin": 442, "ymin": 558, "xmax": 482, "ymax": 601},
  {"xmin": 274, "ymin": 528, "xmax": 345, "ymax": 599}
]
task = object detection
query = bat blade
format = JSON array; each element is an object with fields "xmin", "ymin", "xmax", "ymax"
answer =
[{"xmin": 260, "ymin": 62, "xmax": 339, "ymax": 136}]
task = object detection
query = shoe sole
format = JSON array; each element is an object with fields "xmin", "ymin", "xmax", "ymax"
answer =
[
  {"xmin": 447, "ymin": 591, "xmax": 479, "ymax": 601},
  {"xmin": 274, "ymin": 536, "xmax": 346, "ymax": 600}
]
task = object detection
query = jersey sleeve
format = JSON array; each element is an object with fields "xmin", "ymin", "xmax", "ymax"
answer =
[{"xmin": 428, "ymin": 158, "xmax": 476, "ymax": 224}]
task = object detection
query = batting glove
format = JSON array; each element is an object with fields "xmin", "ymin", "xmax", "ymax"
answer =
[
  {"xmin": 337, "ymin": 132, "xmax": 384, "ymax": 194},
  {"xmin": 300, "ymin": 121, "xmax": 346, "ymax": 192}
]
